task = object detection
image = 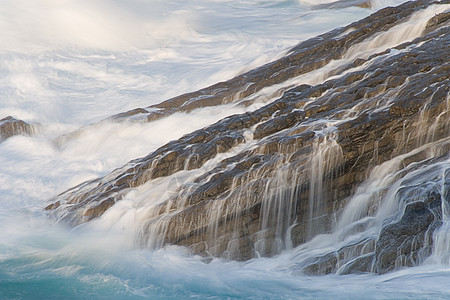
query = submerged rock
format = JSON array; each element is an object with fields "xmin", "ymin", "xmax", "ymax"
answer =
[
  {"xmin": 299, "ymin": 238, "xmax": 376, "ymax": 275},
  {"xmin": 313, "ymin": 0, "xmax": 373, "ymax": 10},
  {"xmin": 47, "ymin": 0, "xmax": 450, "ymax": 274}
]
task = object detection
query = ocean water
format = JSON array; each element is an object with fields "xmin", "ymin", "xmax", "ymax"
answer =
[{"xmin": 1, "ymin": 0, "xmax": 450, "ymax": 299}]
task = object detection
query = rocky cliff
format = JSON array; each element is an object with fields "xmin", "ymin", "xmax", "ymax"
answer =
[{"xmin": 47, "ymin": 0, "xmax": 450, "ymax": 274}]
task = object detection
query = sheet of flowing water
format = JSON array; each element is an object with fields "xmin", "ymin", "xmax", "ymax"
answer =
[{"xmin": 1, "ymin": 0, "xmax": 449, "ymax": 298}]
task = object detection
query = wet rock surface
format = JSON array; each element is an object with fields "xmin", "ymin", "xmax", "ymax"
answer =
[
  {"xmin": 47, "ymin": 0, "xmax": 450, "ymax": 273},
  {"xmin": 297, "ymin": 151, "xmax": 450, "ymax": 275},
  {"xmin": 374, "ymin": 201, "xmax": 437, "ymax": 274},
  {"xmin": 0, "ymin": 116, "xmax": 35, "ymax": 142}
]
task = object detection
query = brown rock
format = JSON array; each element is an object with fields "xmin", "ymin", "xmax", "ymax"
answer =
[{"xmin": 0, "ymin": 116, "xmax": 34, "ymax": 142}]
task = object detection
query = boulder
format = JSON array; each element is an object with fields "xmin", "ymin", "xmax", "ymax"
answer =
[
  {"xmin": 374, "ymin": 201, "xmax": 436, "ymax": 274},
  {"xmin": 0, "ymin": 116, "xmax": 34, "ymax": 142}
]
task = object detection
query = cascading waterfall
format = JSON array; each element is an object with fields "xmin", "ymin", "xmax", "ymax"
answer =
[
  {"xmin": 287, "ymin": 137, "xmax": 450, "ymax": 275},
  {"xmin": 307, "ymin": 130, "xmax": 343, "ymax": 239},
  {"xmin": 343, "ymin": 3, "xmax": 445, "ymax": 60},
  {"xmin": 428, "ymin": 168, "xmax": 450, "ymax": 264}
]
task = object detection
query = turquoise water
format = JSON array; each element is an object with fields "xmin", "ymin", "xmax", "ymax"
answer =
[
  {"xmin": 3, "ymin": 216, "xmax": 450, "ymax": 300},
  {"xmin": 3, "ymin": 220, "xmax": 450, "ymax": 300}
]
